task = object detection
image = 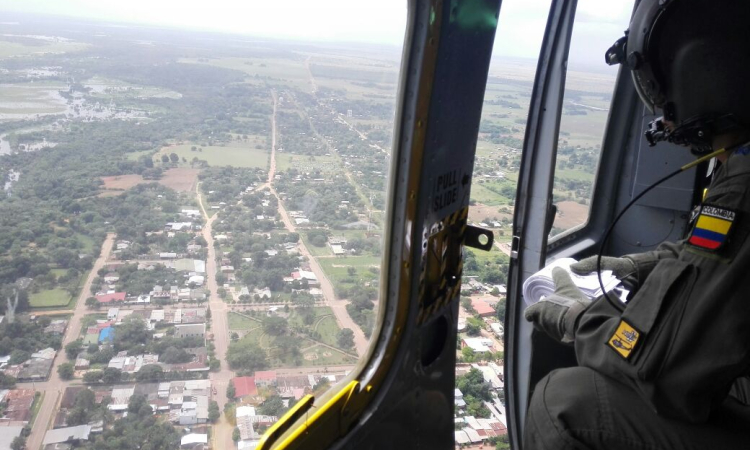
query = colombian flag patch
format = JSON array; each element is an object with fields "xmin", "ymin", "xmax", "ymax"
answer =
[{"xmin": 688, "ymin": 205, "xmax": 736, "ymax": 251}]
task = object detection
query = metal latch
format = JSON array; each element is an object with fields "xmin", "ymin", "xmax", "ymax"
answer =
[{"xmin": 464, "ymin": 225, "xmax": 494, "ymax": 251}]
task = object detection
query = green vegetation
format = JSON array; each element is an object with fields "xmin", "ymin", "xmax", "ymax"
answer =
[
  {"xmin": 156, "ymin": 142, "xmax": 269, "ymax": 169},
  {"xmin": 456, "ymin": 368, "xmax": 493, "ymax": 418},
  {"xmin": 83, "ymin": 395, "xmax": 180, "ymax": 450},
  {"xmin": 29, "ymin": 288, "xmax": 72, "ymax": 308},
  {"xmin": 0, "ymin": 317, "xmax": 62, "ymax": 363}
]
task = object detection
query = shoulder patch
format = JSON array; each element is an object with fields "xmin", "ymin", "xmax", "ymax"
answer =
[
  {"xmin": 687, "ymin": 204, "xmax": 736, "ymax": 251},
  {"xmin": 607, "ymin": 320, "xmax": 640, "ymax": 359}
]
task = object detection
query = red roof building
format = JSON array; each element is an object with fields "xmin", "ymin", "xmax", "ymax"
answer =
[
  {"xmin": 95, "ymin": 292, "xmax": 126, "ymax": 304},
  {"xmin": 231, "ymin": 376, "xmax": 258, "ymax": 398},
  {"xmin": 471, "ymin": 298, "xmax": 496, "ymax": 317}
]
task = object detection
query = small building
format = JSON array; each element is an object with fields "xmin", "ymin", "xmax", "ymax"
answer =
[
  {"xmin": 175, "ymin": 324, "xmax": 205, "ymax": 339},
  {"xmin": 254, "ymin": 370, "xmax": 277, "ymax": 387},
  {"xmin": 31, "ymin": 348, "xmax": 56, "ymax": 360},
  {"xmin": 42, "ymin": 425, "xmax": 92, "ymax": 446},
  {"xmin": 103, "ymin": 273, "xmax": 120, "ymax": 283},
  {"xmin": 461, "ymin": 337, "xmax": 493, "ymax": 353},
  {"xmin": 180, "ymin": 434, "xmax": 207, "ymax": 450},
  {"xmin": 107, "ymin": 308, "xmax": 119, "ymax": 320},
  {"xmin": 43, "ymin": 320, "xmax": 67, "ymax": 335},
  {"xmin": 95, "ymin": 292, "xmax": 126, "ymax": 304},
  {"xmin": 0, "ymin": 426, "xmax": 24, "ymax": 450},
  {"xmin": 231, "ymin": 376, "xmax": 257, "ymax": 399},
  {"xmin": 471, "ymin": 298, "xmax": 496, "ymax": 317}
]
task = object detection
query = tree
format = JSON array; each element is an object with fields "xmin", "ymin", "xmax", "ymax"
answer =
[
  {"xmin": 209, "ymin": 400, "xmax": 220, "ymax": 423},
  {"xmin": 466, "ymin": 317, "xmax": 483, "ymax": 336},
  {"xmin": 232, "ymin": 427, "xmax": 241, "ymax": 442},
  {"xmin": 0, "ymin": 373, "xmax": 16, "ymax": 389},
  {"xmin": 58, "ymin": 362, "xmax": 74, "ymax": 380},
  {"xmin": 83, "ymin": 370, "xmax": 103, "ymax": 383},
  {"xmin": 161, "ymin": 154, "xmax": 170, "ymax": 163},
  {"xmin": 263, "ymin": 316, "xmax": 288, "ymax": 336},
  {"xmin": 259, "ymin": 395, "xmax": 286, "ymax": 417},
  {"xmin": 114, "ymin": 316, "xmax": 150, "ymax": 352},
  {"xmin": 102, "ymin": 368, "xmax": 122, "ymax": 384},
  {"xmin": 136, "ymin": 364, "xmax": 164, "ymax": 382},
  {"xmin": 226, "ymin": 340, "xmax": 268, "ymax": 372},
  {"xmin": 65, "ymin": 339, "xmax": 83, "ymax": 359},
  {"xmin": 226, "ymin": 382, "xmax": 236, "ymax": 401},
  {"xmin": 169, "ymin": 153, "xmax": 179, "ymax": 163},
  {"xmin": 161, "ymin": 346, "xmax": 191, "ymax": 364},
  {"xmin": 337, "ymin": 328, "xmax": 355, "ymax": 350},
  {"xmin": 85, "ymin": 297, "xmax": 99, "ymax": 309},
  {"xmin": 10, "ymin": 436, "xmax": 25, "ymax": 450}
]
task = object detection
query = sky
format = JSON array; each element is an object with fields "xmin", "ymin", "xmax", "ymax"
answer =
[{"xmin": 0, "ymin": 0, "xmax": 632, "ymax": 65}]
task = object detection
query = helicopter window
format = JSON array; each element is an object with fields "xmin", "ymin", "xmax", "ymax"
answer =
[
  {"xmin": 0, "ymin": 2, "xmax": 404, "ymax": 449},
  {"xmin": 549, "ymin": 0, "xmax": 633, "ymax": 239}
]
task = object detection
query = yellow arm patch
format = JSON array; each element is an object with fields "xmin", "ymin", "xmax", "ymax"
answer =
[{"xmin": 608, "ymin": 320, "xmax": 640, "ymax": 359}]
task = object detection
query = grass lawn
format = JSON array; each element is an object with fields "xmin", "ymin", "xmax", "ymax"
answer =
[
  {"xmin": 300, "ymin": 235, "xmax": 332, "ymax": 257},
  {"xmin": 158, "ymin": 142, "xmax": 269, "ymax": 169},
  {"xmin": 312, "ymin": 315, "xmax": 339, "ymax": 347},
  {"xmin": 317, "ymin": 256, "xmax": 381, "ymax": 286},
  {"xmin": 29, "ymin": 392, "xmax": 45, "ymax": 427},
  {"xmin": 228, "ymin": 312, "xmax": 262, "ymax": 331},
  {"xmin": 470, "ymin": 183, "xmax": 508, "ymax": 206},
  {"xmin": 29, "ymin": 289, "xmax": 72, "ymax": 309},
  {"xmin": 275, "ymin": 152, "xmax": 340, "ymax": 173},
  {"xmin": 229, "ymin": 308, "xmax": 356, "ymax": 367}
]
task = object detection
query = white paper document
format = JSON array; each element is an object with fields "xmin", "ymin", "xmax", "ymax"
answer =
[{"xmin": 521, "ymin": 258, "xmax": 622, "ymax": 306}]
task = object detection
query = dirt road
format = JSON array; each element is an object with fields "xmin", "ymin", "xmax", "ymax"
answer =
[
  {"xmin": 265, "ymin": 91, "xmax": 369, "ymax": 356},
  {"xmin": 196, "ymin": 183, "xmax": 236, "ymax": 450},
  {"xmin": 23, "ymin": 233, "xmax": 115, "ymax": 450}
]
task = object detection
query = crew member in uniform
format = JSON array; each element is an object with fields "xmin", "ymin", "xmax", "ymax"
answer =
[{"xmin": 524, "ymin": 0, "xmax": 750, "ymax": 448}]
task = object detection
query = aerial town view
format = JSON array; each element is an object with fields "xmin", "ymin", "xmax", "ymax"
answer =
[{"xmin": 0, "ymin": 4, "xmax": 617, "ymax": 450}]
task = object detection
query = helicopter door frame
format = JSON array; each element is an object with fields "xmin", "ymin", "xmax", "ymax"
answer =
[{"xmin": 504, "ymin": 0, "xmax": 578, "ymax": 447}]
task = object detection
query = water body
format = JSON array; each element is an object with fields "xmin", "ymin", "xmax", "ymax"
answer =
[{"xmin": 0, "ymin": 134, "xmax": 11, "ymax": 155}]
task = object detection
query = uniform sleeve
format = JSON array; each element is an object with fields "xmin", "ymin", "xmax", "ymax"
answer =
[
  {"xmin": 626, "ymin": 240, "xmax": 683, "ymax": 285},
  {"xmin": 574, "ymin": 155, "xmax": 750, "ymax": 423}
]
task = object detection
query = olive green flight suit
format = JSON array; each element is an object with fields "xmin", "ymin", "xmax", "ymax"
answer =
[{"xmin": 525, "ymin": 149, "xmax": 750, "ymax": 449}]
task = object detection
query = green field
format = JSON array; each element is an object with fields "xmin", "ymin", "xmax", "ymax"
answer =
[
  {"xmin": 0, "ymin": 39, "xmax": 89, "ymax": 59},
  {"xmin": 300, "ymin": 235, "xmax": 332, "ymax": 257},
  {"xmin": 179, "ymin": 57, "xmax": 312, "ymax": 91},
  {"xmin": 228, "ymin": 312, "xmax": 262, "ymax": 330},
  {"xmin": 275, "ymin": 152, "xmax": 340, "ymax": 173},
  {"xmin": 158, "ymin": 142, "xmax": 269, "ymax": 168},
  {"xmin": 228, "ymin": 308, "xmax": 356, "ymax": 366},
  {"xmin": 317, "ymin": 256, "xmax": 381, "ymax": 286},
  {"xmin": 0, "ymin": 84, "xmax": 68, "ymax": 116},
  {"xmin": 29, "ymin": 288, "xmax": 73, "ymax": 308}
]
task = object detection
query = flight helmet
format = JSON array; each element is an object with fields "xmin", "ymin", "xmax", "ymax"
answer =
[{"xmin": 605, "ymin": 0, "xmax": 750, "ymax": 154}]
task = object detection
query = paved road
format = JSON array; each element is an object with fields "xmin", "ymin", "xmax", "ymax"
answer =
[{"xmin": 23, "ymin": 233, "xmax": 115, "ymax": 450}]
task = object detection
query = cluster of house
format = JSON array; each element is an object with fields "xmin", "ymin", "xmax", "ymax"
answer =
[
  {"xmin": 75, "ymin": 310, "xmax": 208, "ymax": 373},
  {"xmin": 42, "ymin": 381, "xmax": 213, "ymax": 450},
  {"xmin": 454, "ymin": 362, "xmax": 507, "ymax": 447},
  {"xmin": 94, "ymin": 284, "xmax": 206, "ymax": 306},
  {"xmin": 231, "ymin": 369, "xmax": 350, "ymax": 450},
  {"xmin": 460, "ymin": 277, "xmax": 507, "ymax": 297},
  {"xmin": 0, "ymin": 320, "xmax": 67, "ymax": 382}
]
